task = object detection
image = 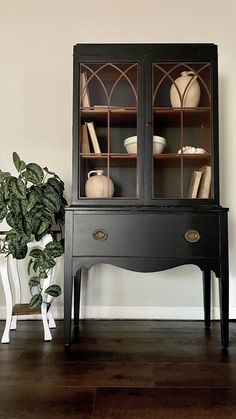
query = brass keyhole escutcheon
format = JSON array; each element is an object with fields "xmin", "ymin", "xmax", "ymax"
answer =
[
  {"xmin": 92, "ymin": 229, "xmax": 108, "ymax": 241},
  {"xmin": 184, "ymin": 229, "xmax": 200, "ymax": 243}
]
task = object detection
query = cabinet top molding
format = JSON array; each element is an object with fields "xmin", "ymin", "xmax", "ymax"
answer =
[{"xmin": 74, "ymin": 43, "xmax": 217, "ymax": 60}]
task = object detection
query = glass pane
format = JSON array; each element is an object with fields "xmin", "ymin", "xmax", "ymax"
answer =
[
  {"xmin": 152, "ymin": 62, "xmax": 212, "ymax": 200},
  {"xmin": 79, "ymin": 63, "xmax": 138, "ymax": 200}
]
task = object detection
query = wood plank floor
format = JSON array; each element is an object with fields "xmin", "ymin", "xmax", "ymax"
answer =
[{"xmin": 0, "ymin": 319, "xmax": 236, "ymax": 418}]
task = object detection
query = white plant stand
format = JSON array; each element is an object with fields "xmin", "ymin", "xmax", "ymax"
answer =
[{"xmin": 0, "ymin": 234, "xmax": 56, "ymax": 343}]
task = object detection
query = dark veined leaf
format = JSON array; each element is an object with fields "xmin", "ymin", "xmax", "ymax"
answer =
[
  {"xmin": 8, "ymin": 195, "xmax": 21, "ymax": 214},
  {"xmin": 33, "ymin": 258, "xmax": 39, "ymax": 273},
  {"xmin": 12, "ymin": 152, "xmax": 21, "ymax": 172},
  {"xmin": 43, "ymin": 167, "xmax": 59, "ymax": 179},
  {"xmin": 31, "ymin": 218, "xmax": 42, "ymax": 235},
  {"xmin": 29, "ymin": 293, "xmax": 43, "ymax": 309},
  {"xmin": 35, "ymin": 230, "xmax": 51, "ymax": 242},
  {"xmin": 19, "ymin": 198, "xmax": 28, "ymax": 215},
  {"xmin": 29, "ymin": 203, "xmax": 44, "ymax": 220},
  {"xmin": 42, "ymin": 207, "xmax": 54, "ymax": 223},
  {"xmin": 0, "ymin": 204, "xmax": 7, "ymax": 222},
  {"xmin": 22, "ymin": 214, "xmax": 32, "ymax": 235},
  {"xmin": 28, "ymin": 258, "xmax": 34, "ymax": 275},
  {"xmin": 8, "ymin": 242, "xmax": 28, "ymax": 259},
  {"xmin": 21, "ymin": 171, "xmax": 28, "ymax": 181},
  {"xmin": 20, "ymin": 160, "xmax": 26, "ymax": 171},
  {"xmin": 0, "ymin": 186, "xmax": 4, "ymax": 202},
  {"xmin": 27, "ymin": 191, "xmax": 39, "ymax": 211},
  {"xmin": 29, "ymin": 185, "xmax": 43, "ymax": 198},
  {"xmin": 42, "ymin": 185, "xmax": 61, "ymax": 213},
  {"xmin": 38, "ymin": 269, "xmax": 48, "ymax": 279},
  {"xmin": 29, "ymin": 276, "xmax": 41, "ymax": 288},
  {"xmin": 8, "ymin": 177, "xmax": 26, "ymax": 199},
  {"xmin": 45, "ymin": 241, "xmax": 64, "ymax": 258},
  {"xmin": 45, "ymin": 284, "xmax": 61, "ymax": 297},
  {"xmin": 36, "ymin": 219, "xmax": 50, "ymax": 236},
  {"xmin": 47, "ymin": 177, "xmax": 64, "ymax": 195},
  {"xmin": 6, "ymin": 212, "xmax": 15, "ymax": 228},
  {"xmin": 0, "ymin": 170, "xmax": 11, "ymax": 183},
  {"xmin": 40, "ymin": 252, "xmax": 56, "ymax": 270},
  {"xmin": 29, "ymin": 248, "xmax": 44, "ymax": 258},
  {"xmin": 26, "ymin": 163, "xmax": 44, "ymax": 185}
]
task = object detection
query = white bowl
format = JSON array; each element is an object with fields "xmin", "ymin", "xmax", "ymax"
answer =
[{"xmin": 124, "ymin": 135, "xmax": 166, "ymax": 154}]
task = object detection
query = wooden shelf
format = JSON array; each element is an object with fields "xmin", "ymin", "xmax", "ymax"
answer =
[
  {"xmin": 81, "ymin": 107, "xmax": 137, "ymax": 126},
  {"xmin": 153, "ymin": 107, "xmax": 211, "ymax": 126},
  {"xmin": 154, "ymin": 153, "xmax": 211, "ymax": 159},
  {"xmin": 80, "ymin": 153, "xmax": 137, "ymax": 159},
  {"xmin": 80, "ymin": 153, "xmax": 210, "ymax": 160}
]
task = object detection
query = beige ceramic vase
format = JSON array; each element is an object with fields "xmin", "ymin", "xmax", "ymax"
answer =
[
  {"xmin": 85, "ymin": 170, "xmax": 114, "ymax": 198},
  {"xmin": 170, "ymin": 71, "xmax": 200, "ymax": 108}
]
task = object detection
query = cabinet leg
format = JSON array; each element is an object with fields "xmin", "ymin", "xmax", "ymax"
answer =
[
  {"xmin": 74, "ymin": 269, "xmax": 81, "ymax": 327},
  {"xmin": 218, "ymin": 274, "xmax": 229, "ymax": 349},
  {"xmin": 64, "ymin": 273, "xmax": 73, "ymax": 347},
  {"xmin": 202, "ymin": 270, "xmax": 211, "ymax": 328},
  {"xmin": 218, "ymin": 210, "xmax": 229, "ymax": 349}
]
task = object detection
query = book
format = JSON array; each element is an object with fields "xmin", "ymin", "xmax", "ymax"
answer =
[
  {"xmin": 80, "ymin": 72, "xmax": 90, "ymax": 107},
  {"xmin": 86, "ymin": 122, "xmax": 101, "ymax": 154},
  {"xmin": 197, "ymin": 166, "xmax": 211, "ymax": 198},
  {"xmin": 81, "ymin": 124, "xmax": 91, "ymax": 154},
  {"xmin": 188, "ymin": 170, "xmax": 203, "ymax": 198}
]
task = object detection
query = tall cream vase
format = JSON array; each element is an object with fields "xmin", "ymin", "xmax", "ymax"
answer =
[{"xmin": 170, "ymin": 71, "xmax": 200, "ymax": 108}]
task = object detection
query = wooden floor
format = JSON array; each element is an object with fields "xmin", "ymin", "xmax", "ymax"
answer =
[{"xmin": 1, "ymin": 320, "xmax": 236, "ymax": 419}]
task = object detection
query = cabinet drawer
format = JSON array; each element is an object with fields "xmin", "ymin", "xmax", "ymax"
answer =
[{"xmin": 72, "ymin": 213, "xmax": 219, "ymax": 258}]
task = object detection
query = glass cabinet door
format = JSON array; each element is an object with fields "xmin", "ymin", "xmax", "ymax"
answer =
[
  {"xmin": 152, "ymin": 62, "xmax": 212, "ymax": 200},
  {"xmin": 79, "ymin": 62, "xmax": 140, "ymax": 201}
]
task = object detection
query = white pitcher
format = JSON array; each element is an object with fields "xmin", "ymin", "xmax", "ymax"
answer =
[
  {"xmin": 85, "ymin": 170, "xmax": 114, "ymax": 198},
  {"xmin": 170, "ymin": 71, "xmax": 200, "ymax": 108}
]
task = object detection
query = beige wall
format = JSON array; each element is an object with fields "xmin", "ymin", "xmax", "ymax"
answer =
[{"xmin": 0, "ymin": 0, "xmax": 236, "ymax": 319}]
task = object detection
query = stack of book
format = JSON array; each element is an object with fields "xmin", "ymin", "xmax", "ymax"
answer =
[
  {"xmin": 81, "ymin": 122, "xmax": 101, "ymax": 154},
  {"xmin": 188, "ymin": 166, "xmax": 211, "ymax": 198},
  {"xmin": 80, "ymin": 72, "xmax": 90, "ymax": 107}
]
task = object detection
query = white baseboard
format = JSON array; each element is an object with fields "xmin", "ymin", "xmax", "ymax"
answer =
[{"xmin": 1, "ymin": 305, "xmax": 236, "ymax": 320}]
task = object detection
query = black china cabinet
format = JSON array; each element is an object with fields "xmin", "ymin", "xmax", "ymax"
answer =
[{"xmin": 64, "ymin": 44, "xmax": 229, "ymax": 347}]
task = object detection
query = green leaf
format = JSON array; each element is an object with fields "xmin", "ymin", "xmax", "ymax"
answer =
[
  {"xmin": 9, "ymin": 195, "xmax": 21, "ymax": 213},
  {"xmin": 38, "ymin": 270, "xmax": 48, "ymax": 279},
  {"xmin": 28, "ymin": 258, "xmax": 33, "ymax": 275},
  {"xmin": 8, "ymin": 177, "xmax": 26, "ymax": 199},
  {"xmin": 29, "ymin": 248, "xmax": 44, "ymax": 258},
  {"xmin": 26, "ymin": 163, "xmax": 44, "ymax": 185},
  {"xmin": 0, "ymin": 170, "xmax": 11, "ymax": 183},
  {"xmin": 21, "ymin": 171, "xmax": 28, "ymax": 181},
  {"xmin": 6, "ymin": 212, "xmax": 15, "ymax": 227},
  {"xmin": 45, "ymin": 241, "xmax": 64, "ymax": 258},
  {"xmin": 8, "ymin": 242, "xmax": 28, "ymax": 259},
  {"xmin": 45, "ymin": 284, "xmax": 61, "ymax": 297},
  {"xmin": 0, "ymin": 204, "xmax": 7, "ymax": 222},
  {"xmin": 37, "ymin": 219, "xmax": 50, "ymax": 236},
  {"xmin": 42, "ymin": 207, "xmax": 54, "ymax": 223},
  {"xmin": 33, "ymin": 258, "xmax": 39, "ymax": 272},
  {"xmin": 42, "ymin": 185, "xmax": 61, "ymax": 212},
  {"xmin": 43, "ymin": 167, "xmax": 59, "ymax": 179},
  {"xmin": 40, "ymin": 252, "xmax": 56, "ymax": 270},
  {"xmin": 29, "ymin": 293, "xmax": 43, "ymax": 309},
  {"xmin": 20, "ymin": 160, "xmax": 26, "ymax": 171},
  {"xmin": 47, "ymin": 177, "xmax": 64, "ymax": 196},
  {"xmin": 27, "ymin": 191, "xmax": 39, "ymax": 211},
  {"xmin": 12, "ymin": 152, "xmax": 21, "ymax": 172},
  {"xmin": 29, "ymin": 276, "xmax": 41, "ymax": 287}
]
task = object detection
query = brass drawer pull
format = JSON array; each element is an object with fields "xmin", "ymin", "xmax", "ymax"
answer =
[
  {"xmin": 184, "ymin": 229, "xmax": 200, "ymax": 243},
  {"xmin": 92, "ymin": 229, "xmax": 108, "ymax": 241}
]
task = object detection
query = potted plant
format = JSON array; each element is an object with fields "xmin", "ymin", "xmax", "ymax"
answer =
[{"xmin": 0, "ymin": 152, "xmax": 67, "ymax": 308}]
